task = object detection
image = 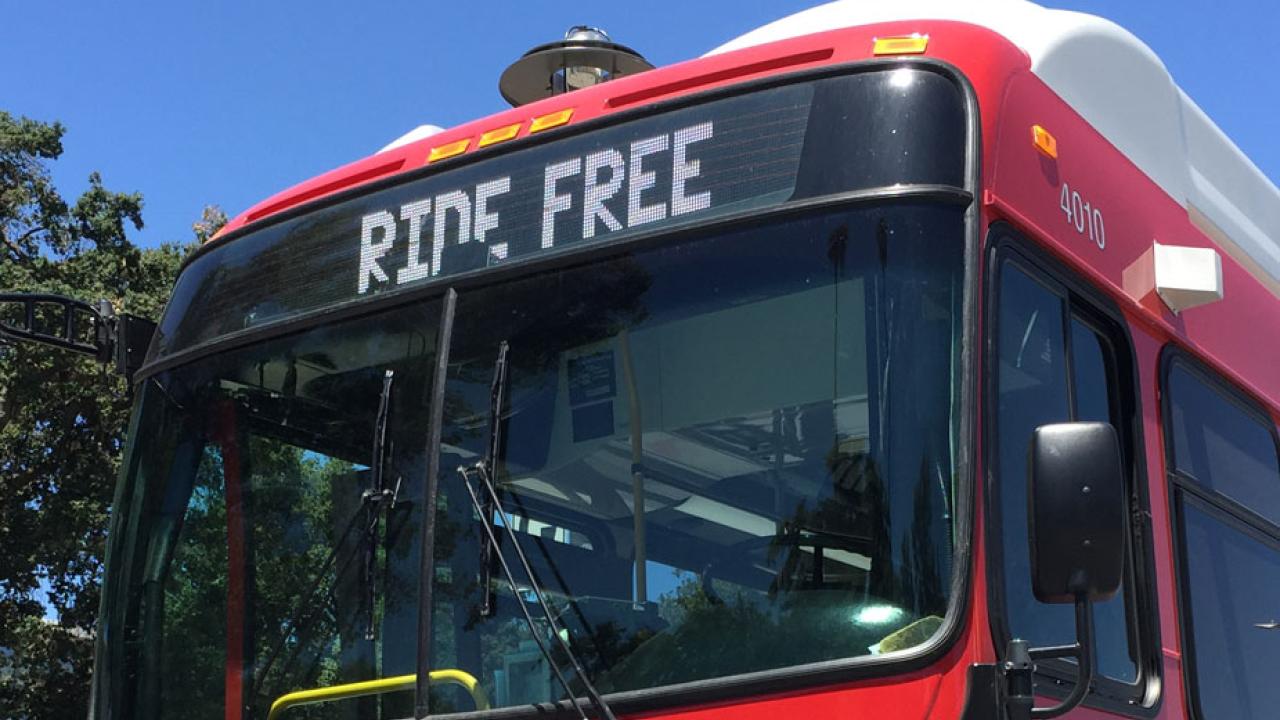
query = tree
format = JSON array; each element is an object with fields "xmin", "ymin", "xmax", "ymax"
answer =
[{"xmin": 0, "ymin": 110, "xmax": 215, "ymax": 719}]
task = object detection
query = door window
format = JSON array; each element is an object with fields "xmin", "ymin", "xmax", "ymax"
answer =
[{"xmin": 993, "ymin": 254, "xmax": 1140, "ymax": 685}]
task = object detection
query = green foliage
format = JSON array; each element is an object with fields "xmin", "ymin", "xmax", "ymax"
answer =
[{"xmin": 0, "ymin": 110, "xmax": 215, "ymax": 719}]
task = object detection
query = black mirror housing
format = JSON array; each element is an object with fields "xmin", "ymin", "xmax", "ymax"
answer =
[{"xmin": 1028, "ymin": 422, "xmax": 1126, "ymax": 604}]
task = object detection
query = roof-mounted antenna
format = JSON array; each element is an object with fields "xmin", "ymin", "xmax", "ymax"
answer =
[{"xmin": 499, "ymin": 26, "xmax": 653, "ymax": 107}]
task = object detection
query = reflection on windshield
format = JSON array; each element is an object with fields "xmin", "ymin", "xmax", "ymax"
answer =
[
  {"xmin": 103, "ymin": 203, "xmax": 962, "ymax": 719},
  {"xmin": 431, "ymin": 203, "xmax": 962, "ymax": 710},
  {"xmin": 105, "ymin": 306, "xmax": 443, "ymax": 720}
]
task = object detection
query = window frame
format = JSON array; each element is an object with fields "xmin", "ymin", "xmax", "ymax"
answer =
[
  {"xmin": 983, "ymin": 226, "xmax": 1162, "ymax": 714},
  {"xmin": 1159, "ymin": 346, "xmax": 1280, "ymax": 720}
]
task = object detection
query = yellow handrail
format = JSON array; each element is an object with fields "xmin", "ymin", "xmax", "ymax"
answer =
[{"xmin": 266, "ymin": 669, "xmax": 490, "ymax": 720}]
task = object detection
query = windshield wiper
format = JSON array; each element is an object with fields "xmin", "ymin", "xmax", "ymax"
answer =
[
  {"xmin": 458, "ymin": 340, "xmax": 618, "ymax": 720},
  {"xmin": 255, "ymin": 368, "xmax": 399, "ymax": 693},
  {"xmin": 477, "ymin": 341, "xmax": 508, "ymax": 617}
]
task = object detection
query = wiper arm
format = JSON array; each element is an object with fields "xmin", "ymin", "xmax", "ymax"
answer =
[
  {"xmin": 460, "ymin": 465, "xmax": 622, "ymax": 720},
  {"xmin": 459, "ymin": 465, "xmax": 590, "ymax": 719},
  {"xmin": 458, "ymin": 340, "xmax": 618, "ymax": 720}
]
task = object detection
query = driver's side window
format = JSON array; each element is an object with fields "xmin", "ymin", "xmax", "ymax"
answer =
[{"xmin": 991, "ymin": 249, "xmax": 1143, "ymax": 692}]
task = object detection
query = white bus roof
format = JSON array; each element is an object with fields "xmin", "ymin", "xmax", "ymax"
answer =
[{"xmin": 711, "ymin": 0, "xmax": 1280, "ymax": 293}]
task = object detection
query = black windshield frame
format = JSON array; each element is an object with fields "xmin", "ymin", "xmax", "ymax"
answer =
[{"xmin": 97, "ymin": 58, "xmax": 983, "ymax": 720}]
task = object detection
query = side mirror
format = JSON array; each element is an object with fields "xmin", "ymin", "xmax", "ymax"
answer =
[
  {"xmin": 1004, "ymin": 422, "xmax": 1127, "ymax": 720},
  {"xmin": 1028, "ymin": 422, "xmax": 1126, "ymax": 603}
]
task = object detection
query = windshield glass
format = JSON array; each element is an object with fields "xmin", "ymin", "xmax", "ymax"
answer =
[{"xmin": 100, "ymin": 201, "xmax": 963, "ymax": 719}]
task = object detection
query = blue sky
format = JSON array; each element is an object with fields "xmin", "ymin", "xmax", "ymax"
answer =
[{"xmin": 4, "ymin": 1, "xmax": 1277, "ymax": 249}]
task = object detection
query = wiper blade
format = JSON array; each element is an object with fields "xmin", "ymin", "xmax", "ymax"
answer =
[
  {"xmin": 459, "ymin": 340, "xmax": 618, "ymax": 720},
  {"xmin": 363, "ymin": 369, "xmax": 397, "ymax": 640},
  {"xmin": 369, "ymin": 369, "xmax": 396, "ymax": 501},
  {"xmin": 477, "ymin": 341, "xmax": 509, "ymax": 617}
]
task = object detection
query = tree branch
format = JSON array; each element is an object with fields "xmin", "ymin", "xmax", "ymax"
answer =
[
  {"xmin": 0, "ymin": 230, "xmax": 36, "ymax": 263},
  {"xmin": 16, "ymin": 225, "xmax": 48, "ymax": 245}
]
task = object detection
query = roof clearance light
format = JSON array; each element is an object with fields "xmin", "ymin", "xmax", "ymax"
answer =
[
  {"xmin": 1032, "ymin": 125, "xmax": 1058, "ymax": 159},
  {"xmin": 872, "ymin": 34, "xmax": 928, "ymax": 56},
  {"xmin": 478, "ymin": 123, "xmax": 521, "ymax": 148},
  {"xmin": 529, "ymin": 108, "xmax": 574, "ymax": 134},
  {"xmin": 427, "ymin": 138, "xmax": 471, "ymax": 164}
]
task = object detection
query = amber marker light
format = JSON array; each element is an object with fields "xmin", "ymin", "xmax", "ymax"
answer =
[
  {"xmin": 529, "ymin": 108, "xmax": 574, "ymax": 134},
  {"xmin": 872, "ymin": 34, "xmax": 929, "ymax": 56},
  {"xmin": 427, "ymin": 138, "xmax": 471, "ymax": 164},
  {"xmin": 1032, "ymin": 125, "xmax": 1058, "ymax": 159},
  {"xmin": 478, "ymin": 123, "xmax": 522, "ymax": 148}
]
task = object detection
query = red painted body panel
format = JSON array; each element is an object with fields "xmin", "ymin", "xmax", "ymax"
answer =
[
  {"xmin": 1133, "ymin": 325, "xmax": 1188, "ymax": 719},
  {"xmin": 986, "ymin": 59, "xmax": 1280, "ymax": 719},
  {"xmin": 987, "ymin": 70, "xmax": 1280, "ymax": 412},
  {"xmin": 199, "ymin": 18, "xmax": 1280, "ymax": 718}
]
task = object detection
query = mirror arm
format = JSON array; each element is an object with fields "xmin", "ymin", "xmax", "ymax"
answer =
[
  {"xmin": 0, "ymin": 293, "xmax": 154, "ymax": 383},
  {"xmin": 0, "ymin": 293, "xmax": 103, "ymax": 357},
  {"xmin": 1003, "ymin": 595, "xmax": 1096, "ymax": 720}
]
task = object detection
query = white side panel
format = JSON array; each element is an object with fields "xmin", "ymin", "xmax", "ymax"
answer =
[
  {"xmin": 709, "ymin": 0, "xmax": 1051, "ymax": 57},
  {"xmin": 378, "ymin": 124, "xmax": 446, "ymax": 153},
  {"xmin": 1181, "ymin": 92, "xmax": 1280, "ymax": 286},
  {"xmin": 1027, "ymin": 20, "xmax": 1187, "ymax": 204}
]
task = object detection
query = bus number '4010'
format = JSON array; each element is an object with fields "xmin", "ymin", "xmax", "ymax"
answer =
[{"xmin": 1059, "ymin": 182, "xmax": 1105, "ymax": 249}]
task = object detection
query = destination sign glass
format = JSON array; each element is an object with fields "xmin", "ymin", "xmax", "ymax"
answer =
[{"xmin": 150, "ymin": 67, "xmax": 966, "ymax": 365}]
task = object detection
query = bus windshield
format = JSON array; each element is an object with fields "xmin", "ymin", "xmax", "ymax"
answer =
[{"xmin": 101, "ymin": 201, "xmax": 964, "ymax": 719}]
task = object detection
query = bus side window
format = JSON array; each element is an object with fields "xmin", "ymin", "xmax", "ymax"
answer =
[
  {"xmin": 1164, "ymin": 358, "xmax": 1280, "ymax": 718},
  {"xmin": 992, "ymin": 255, "xmax": 1140, "ymax": 687}
]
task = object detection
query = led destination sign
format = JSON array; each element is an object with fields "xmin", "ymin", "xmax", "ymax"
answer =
[
  {"xmin": 357, "ymin": 120, "xmax": 724, "ymax": 295},
  {"xmin": 349, "ymin": 84, "xmax": 815, "ymax": 298},
  {"xmin": 151, "ymin": 68, "xmax": 966, "ymax": 363}
]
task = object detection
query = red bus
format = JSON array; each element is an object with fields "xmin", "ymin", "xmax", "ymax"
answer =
[{"xmin": 81, "ymin": 1, "xmax": 1280, "ymax": 719}]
